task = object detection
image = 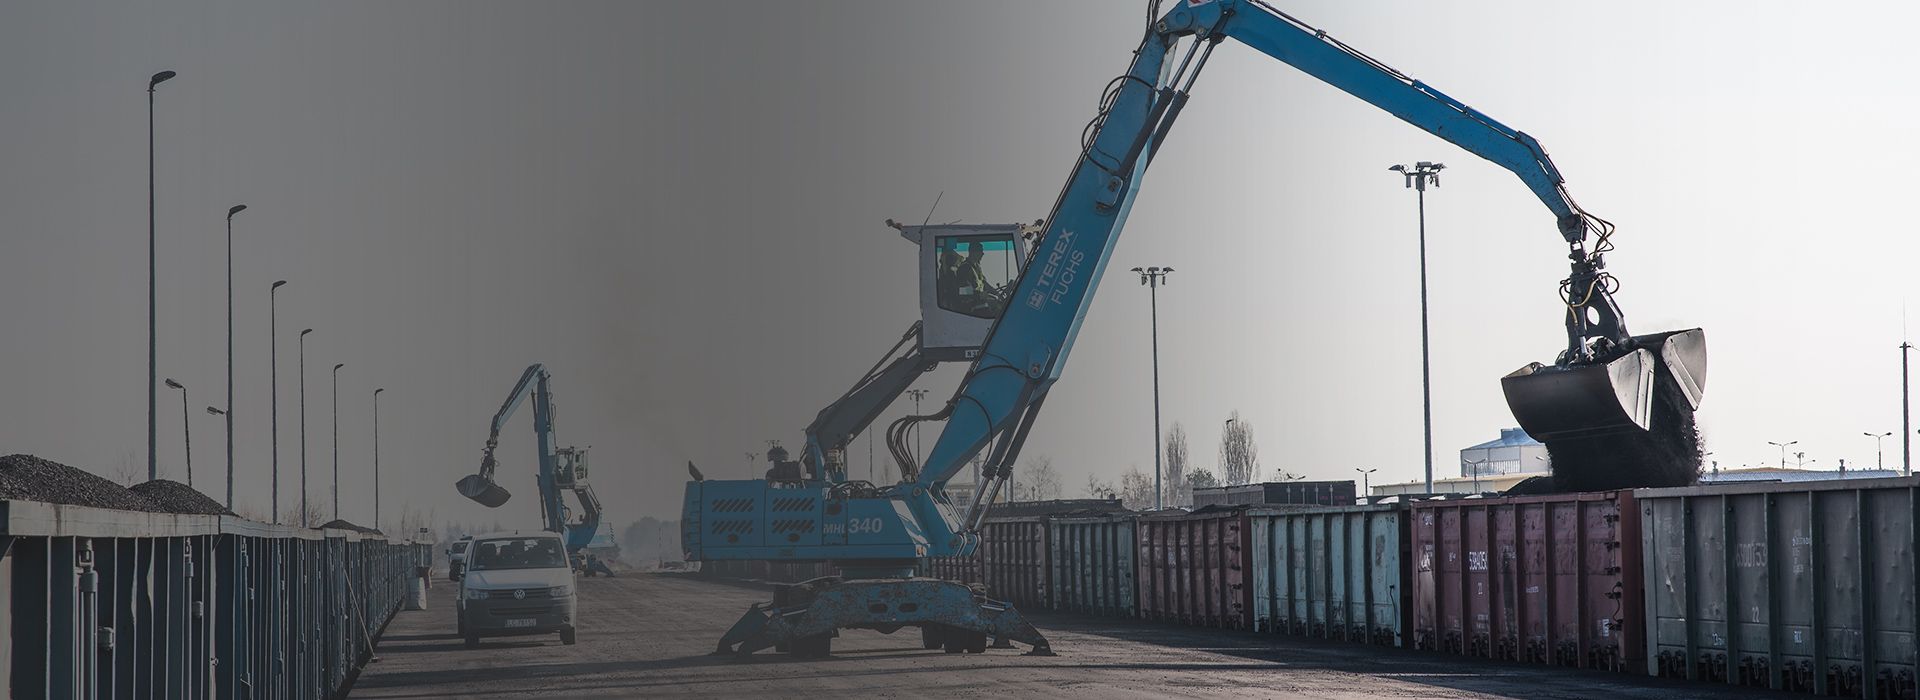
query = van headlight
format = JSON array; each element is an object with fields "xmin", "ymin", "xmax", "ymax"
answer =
[
  {"xmin": 464, "ymin": 588, "xmax": 490, "ymax": 600},
  {"xmin": 548, "ymin": 584, "xmax": 572, "ymax": 598}
]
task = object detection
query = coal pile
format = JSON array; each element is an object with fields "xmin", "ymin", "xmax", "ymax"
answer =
[
  {"xmin": 131, "ymin": 479, "xmax": 232, "ymax": 515},
  {"xmin": 0, "ymin": 454, "xmax": 156, "ymax": 511},
  {"xmin": 1537, "ymin": 375, "xmax": 1703, "ymax": 493},
  {"xmin": 319, "ymin": 519, "xmax": 384, "ymax": 535}
]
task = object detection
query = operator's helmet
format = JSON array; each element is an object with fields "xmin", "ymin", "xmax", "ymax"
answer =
[{"xmin": 767, "ymin": 445, "xmax": 790, "ymax": 462}]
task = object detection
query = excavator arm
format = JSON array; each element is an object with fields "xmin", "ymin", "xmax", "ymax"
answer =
[
  {"xmin": 908, "ymin": 0, "xmax": 1704, "ymax": 545},
  {"xmin": 455, "ymin": 363, "xmax": 606, "ymax": 552}
]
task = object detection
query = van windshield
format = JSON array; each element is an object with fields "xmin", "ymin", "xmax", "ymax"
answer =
[{"xmin": 469, "ymin": 537, "xmax": 567, "ymax": 571}]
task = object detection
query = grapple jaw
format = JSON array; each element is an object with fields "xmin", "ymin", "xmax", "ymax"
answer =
[
  {"xmin": 1502, "ymin": 328, "xmax": 1706, "ymax": 443},
  {"xmin": 456, "ymin": 474, "xmax": 511, "ymax": 507},
  {"xmin": 456, "ymin": 452, "xmax": 512, "ymax": 507},
  {"xmin": 1502, "ymin": 328, "xmax": 1707, "ymax": 491}
]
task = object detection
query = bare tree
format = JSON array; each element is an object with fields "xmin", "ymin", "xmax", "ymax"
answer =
[
  {"xmin": 1083, "ymin": 473, "xmax": 1114, "ymax": 500},
  {"xmin": 1118, "ymin": 465, "xmax": 1154, "ymax": 510},
  {"xmin": 1164, "ymin": 423, "xmax": 1190, "ymax": 506},
  {"xmin": 111, "ymin": 450, "xmax": 142, "ymax": 486},
  {"xmin": 1219, "ymin": 411, "xmax": 1261, "ymax": 485},
  {"xmin": 299, "ymin": 502, "xmax": 328, "ymax": 529},
  {"xmin": 1024, "ymin": 456, "xmax": 1062, "ymax": 501}
]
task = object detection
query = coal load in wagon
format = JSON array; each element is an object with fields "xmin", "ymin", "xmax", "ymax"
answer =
[
  {"xmin": 319, "ymin": 519, "xmax": 383, "ymax": 535},
  {"xmin": 131, "ymin": 479, "xmax": 233, "ymax": 515},
  {"xmin": 0, "ymin": 453, "xmax": 157, "ymax": 511}
]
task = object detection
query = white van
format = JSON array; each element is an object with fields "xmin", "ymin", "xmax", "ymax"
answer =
[{"xmin": 456, "ymin": 531, "xmax": 579, "ymax": 647}]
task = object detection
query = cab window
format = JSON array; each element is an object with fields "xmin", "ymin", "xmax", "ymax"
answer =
[{"xmin": 935, "ymin": 234, "xmax": 1017, "ymax": 319}]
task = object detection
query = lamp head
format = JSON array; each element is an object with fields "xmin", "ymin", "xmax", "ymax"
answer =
[
  {"xmin": 272, "ymin": 280, "xmax": 287, "ymax": 290},
  {"xmin": 149, "ymin": 70, "xmax": 177, "ymax": 88},
  {"xmin": 227, "ymin": 204, "xmax": 248, "ymax": 219},
  {"xmin": 165, "ymin": 378, "xmax": 183, "ymax": 389},
  {"xmin": 334, "ymin": 363, "xmax": 345, "ymax": 371},
  {"xmin": 301, "ymin": 328, "xmax": 313, "ymax": 337},
  {"xmin": 205, "ymin": 406, "xmax": 225, "ymax": 416}
]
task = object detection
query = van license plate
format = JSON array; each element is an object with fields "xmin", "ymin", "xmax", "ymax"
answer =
[{"xmin": 505, "ymin": 619, "xmax": 536, "ymax": 628}]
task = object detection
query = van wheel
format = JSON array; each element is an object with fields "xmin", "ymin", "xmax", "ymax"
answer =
[{"xmin": 561, "ymin": 628, "xmax": 577, "ymax": 645}]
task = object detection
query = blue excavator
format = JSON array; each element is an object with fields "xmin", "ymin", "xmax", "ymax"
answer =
[
  {"xmin": 684, "ymin": 0, "xmax": 1705, "ymax": 657},
  {"xmin": 457, "ymin": 364, "xmax": 608, "ymax": 568}
]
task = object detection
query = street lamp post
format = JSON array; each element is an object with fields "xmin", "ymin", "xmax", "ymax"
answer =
[
  {"xmin": 374, "ymin": 387, "xmax": 385, "ymax": 531},
  {"xmin": 1132, "ymin": 266, "xmax": 1174, "ymax": 510},
  {"xmin": 165, "ymin": 379, "xmax": 190, "ymax": 486},
  {"xmin": 206, "ymin": 406, "xmax": 228, "ymax": 491},
  {"xmin": 223, "ymin": 204, "xmax": 246, "ymax": 508},
  {"xmin": 744, "ymin": 452, "xmax": 758, "ymax": 479},
  {"xmin": 1389, "ymin": 161, "xmax": 1444, "ymax": 495},
  {"xmin": 1354, "ymin": 467, "xmax": 1377, "ymax": 500},
  {"xmin": 270, "ymin": 280, "xmax": 286, "ymax": 522},
  {"xmin": 332, "ymin": 362, "xmax": 345, "ymax": 522},
  {"xmin": 298, "ymin": 329, "xmax": 313, "ymax": 525},
  {"xmin": 1865, "ymin": 431, "xmax": 1893, "ymax": 470},
  {"xmin": 1768, "ymin": 440, "xmax": 1798, "ymax": 469},
  {"xmin": 1466, "ymin": 458, "xmax": 1489, "ymax": 494},
  {"xmin": 1904, "ymin": 342, "xmax": 1914, "ymax": 476},
  {"xmin": 146, "ymin": 69, "xmax": 177, "ymax": 482}
]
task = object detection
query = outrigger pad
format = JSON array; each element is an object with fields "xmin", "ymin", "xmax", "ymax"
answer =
[
  {"xmin": 455, "ymin": 474, "xmax": 511, "ymax": 507},
  {"xmin": 714, "ymin": 577, "xmax": 1053, "ymax": 658}
]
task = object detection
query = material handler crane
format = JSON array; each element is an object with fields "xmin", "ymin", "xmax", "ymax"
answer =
[
  {"xmin": 684, "ymin": 0, "xmax": 1705, "ymax": 657},
  {"xmin": 457, "ymin": 364, "xmax": 606, "ymax": 556}
]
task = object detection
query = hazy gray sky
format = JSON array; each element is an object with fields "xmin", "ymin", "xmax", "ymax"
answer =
[{"xmin": 5, "ymin": 1, "xmax": 1917, "ymax": 527}]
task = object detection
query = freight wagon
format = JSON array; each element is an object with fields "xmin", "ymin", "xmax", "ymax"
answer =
[
  {"xmin": 1637, "ymin": 476, "xmax": 1920, "ymax": 699},
  {"xmin": 692, "ymin": 475, "xmax": 1920, "ymax": 700},
  {"xmin": 924, "ymin": 499, "xmax": 1128, "ymax": 611},
  {"xmin": 2, "ymin": 499, "xmax": 428, "ymax": 699},
  {"xmin": 1409, "ymin": 491, "xmax": 1643, "ymax": 672},
  {"xmin": 1138, "ymin": 507, "xmax": 1253, "ymax": 628},
  {"xmin": 1250, "ymin": 504, "xmax": 1410, "ymax": 647}
]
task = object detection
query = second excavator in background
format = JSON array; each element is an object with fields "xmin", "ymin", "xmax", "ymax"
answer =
[{"xmin": 457, "ymin": 363, "xmax": 609, "ymax": 574}]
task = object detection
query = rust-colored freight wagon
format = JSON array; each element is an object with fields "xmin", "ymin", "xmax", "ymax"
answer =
[
  {"xmin": 1049, "ymin": 514, "xmax": 1138, "ymax": 616},
  {"xmin": 1251, "ymin": 504, "xmax": 1410, "ymax": 647},
  {"xmin": 1137, "ymin": 507, "xmax": 1253, "ymax": 629},
  {"xmin": 1637, "ymin": 476, "xmax": 1920, "ymax": 699},
  {"xmin": 1410, "ymin": 491, "xmax": 1643, "ymax": 672}
]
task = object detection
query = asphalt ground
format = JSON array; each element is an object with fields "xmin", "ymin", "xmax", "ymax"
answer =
[{"xmin": 350, "ymin": 571, "xmax": 1793, "ymax": 699}]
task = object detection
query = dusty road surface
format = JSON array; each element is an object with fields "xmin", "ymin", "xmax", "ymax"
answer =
[{"xmin": 351, "ymin": 572, "xmax": 1783, "ymax": 699}]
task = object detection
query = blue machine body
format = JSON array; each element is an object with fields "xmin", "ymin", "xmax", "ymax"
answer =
[
  {"xmin": 688, "ymin": 0, "xmax": 1604, "ymax": 568},
  {"xmin": 686, "ymin": 1, "xmax": 1684, "ymax": 655}
]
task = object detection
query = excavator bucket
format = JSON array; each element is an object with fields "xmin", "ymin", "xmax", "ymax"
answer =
[
  {"xmin": 1501, "ymin": 328, "xmax": 1707, "ymax": 491},
  {"xmin": 455, "ymin": 474, "xmax": 512, "ymax": 507}
]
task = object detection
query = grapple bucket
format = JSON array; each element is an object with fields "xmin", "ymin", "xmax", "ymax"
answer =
[
  {"xmin": 455, "ymin": 474, "xmax": 512, "ymax": 507},
  {"xmin": 1501, "ymin": 328, "xmax": 1707, "ymax": 443}
]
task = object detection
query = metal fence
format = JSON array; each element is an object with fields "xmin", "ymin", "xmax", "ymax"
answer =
[{"xmin": 1, "ymin": 500, "xmax": 429, "ymax": 699}]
